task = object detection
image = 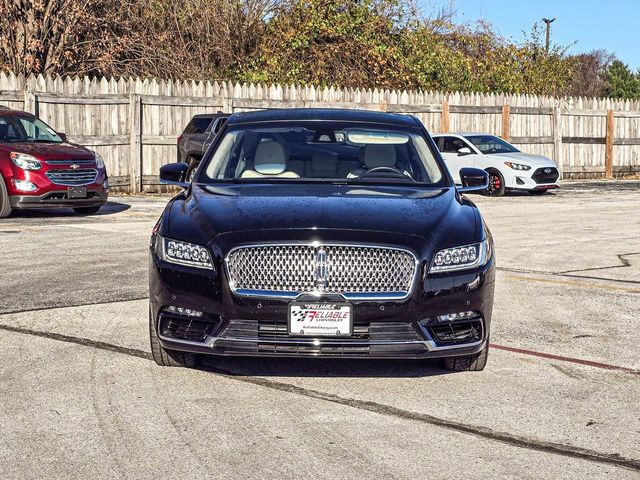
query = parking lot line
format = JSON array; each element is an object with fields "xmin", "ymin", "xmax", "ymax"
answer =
[{"xmin": 506, "ymin": 274, "xmax": 640, "ymax": 293}]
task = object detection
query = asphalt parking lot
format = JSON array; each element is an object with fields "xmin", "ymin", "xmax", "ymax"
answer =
[{"xmin": 1, "ymin": 180, "xmax": 639, "ymax": 479}]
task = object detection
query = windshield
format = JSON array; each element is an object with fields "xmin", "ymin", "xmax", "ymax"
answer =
[
  {"xmin": 200, "ymin": 123, "xmax": 445, "ymax": 185},
  {"xmin": 465, "ymin": 135, "xmax": 519, "ymax": 154},
  {"xmin": 0, "ymin": 114, "xmax": 63, "ymax": 144}
]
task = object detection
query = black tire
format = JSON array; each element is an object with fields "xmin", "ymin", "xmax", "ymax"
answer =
[
  {"xmin": 443, "ymin": 344, "xmax": 489, "ymax": 371},
  {"xmin": 0, "ymin": 175, "xmax": 13, "ymax": 218},
  {"xmin": 73, "ymin": 206, "xmax": 102, "ymax": 215},
  {"xmin": 483, "ymin": 169, "xmax": 505, "ymax": 197},
  {"xmin": 149, "ymin": 310, "xmax": 197, "ymax": 368}
]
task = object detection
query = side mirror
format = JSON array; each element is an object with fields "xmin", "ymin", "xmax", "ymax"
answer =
[
  {"xmin": 458, "ymin": 167, "xmax": 489, "ymax": 193},
  {"xmin": 58, "ymin": 132, "xmax": 67, "ymax": 142},
  {"xmin": 457, "ymin": 147, "xmax": 472, "ymax": 156},
  {"xmin": 160, "ymin": 163, "xmax": 190, "ymax": 188}
]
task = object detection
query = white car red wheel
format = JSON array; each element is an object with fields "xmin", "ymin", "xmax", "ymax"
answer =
[{"xmin": 484, "ymin": 169, "xmax": 505, "ymax": 196}]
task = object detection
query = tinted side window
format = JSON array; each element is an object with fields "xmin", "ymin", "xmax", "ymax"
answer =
[
  {"xmin": 183, "ymin": 117, "xmax": 213, "ymax": 135},
  {"xmin": 211, "ymin": 117, "xmax": 228, "ymax": 134},
  {"xmin": 442, "ymin": 137, "xmax": 467, "ymax": 153}
]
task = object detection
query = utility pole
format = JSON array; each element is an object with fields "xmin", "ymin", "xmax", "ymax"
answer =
[{"xmin": 542, "ymin": 17, "xmax": 556, "ymax": 53}]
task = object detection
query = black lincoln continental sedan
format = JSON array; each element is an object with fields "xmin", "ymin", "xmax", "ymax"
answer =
[{"xmin": 149, "ymin": 108, "xmax": 495, "ymax": 371}]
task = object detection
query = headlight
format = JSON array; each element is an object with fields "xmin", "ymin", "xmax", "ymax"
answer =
[
  {"xmin": 10, "ymin": 152, "xmax": 41, "ymax": 170},
  {"xmin": 157, "ymin": 235, "xmax": 213, "ymax": 269},
  {"xmin": 504, "ymin": 162, "xmax": 531, "ymax": 171},
  {"xmin": 429, "ymin": 239, "xmax": 491, "ymax": 273},
  {"xmin": 93, "ymin": 151, "xmax": 105, "ymax": 169}
]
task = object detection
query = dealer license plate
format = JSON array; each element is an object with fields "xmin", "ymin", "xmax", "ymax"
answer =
[{"xmin": 288, "ymin": 303, "xmax": 352, "ymax": 337}]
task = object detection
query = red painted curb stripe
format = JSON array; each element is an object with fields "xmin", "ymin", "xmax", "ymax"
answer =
[{"xmin": 490, "ymin": 343, "xmax": 639, "ymax": 374}]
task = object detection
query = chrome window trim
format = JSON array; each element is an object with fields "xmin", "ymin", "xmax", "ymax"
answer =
[{"xmin": 224, "ymin": 242, "xmax": 420, "ymax": 301}]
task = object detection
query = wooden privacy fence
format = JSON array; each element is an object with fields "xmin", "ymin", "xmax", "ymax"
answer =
[{"xmin": 1, "ymin": 72, "xmax": 640, "ymax": 192}]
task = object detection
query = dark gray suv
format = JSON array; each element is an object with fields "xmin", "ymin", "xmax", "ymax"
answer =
[{"xmin": 177, "ymin": 113, "xmax": 228, "ymax": 180}]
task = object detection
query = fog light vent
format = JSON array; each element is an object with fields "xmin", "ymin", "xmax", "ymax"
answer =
[
  {"xmin": 428, "ymin": 320, "xmax": 483, "ymax": 346},
  {"xmin": 159, "ymin": 314, "xmax": 217, "ymax": 343}
]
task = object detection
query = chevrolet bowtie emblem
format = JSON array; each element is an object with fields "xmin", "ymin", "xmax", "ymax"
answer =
[{"xmin": 70, "ymin": 164, "xmax": 80, "ymax": 170}]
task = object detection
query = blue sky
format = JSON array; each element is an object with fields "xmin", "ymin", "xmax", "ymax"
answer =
[{"xmin": 421, "ymin": 0, "xmax": 639, "ymax": 70}]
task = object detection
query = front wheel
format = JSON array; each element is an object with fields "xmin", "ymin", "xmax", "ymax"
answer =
[
  {"xmin": 73, "ymin": 206, "xmax": 102, "ymax": 215},
  {"xmin": 443, "ymin": 344, "xmax": 489, "ymax": 371},
  {"xmin": 483, "ymin": 170, "xmax": 505, "ymax": 197},
  {"xmin": 0, "ymin": 175, "xmax": 12, "ymax": 218}
]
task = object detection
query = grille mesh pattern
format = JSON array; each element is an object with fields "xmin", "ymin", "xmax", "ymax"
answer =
[
  {"xmin": 45, "ymin": 168, "xmax": 98, "ymax": 186},
  {"xmin": 226, "ymin": 245, "xmax": 416, "ymax": 295}
]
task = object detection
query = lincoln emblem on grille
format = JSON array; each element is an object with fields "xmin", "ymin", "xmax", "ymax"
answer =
[
  {"xmin": 544, "ymin": 168, "xmax": 552, "ymax": 174},
  {"xmin": 315, "ymin": 249, "xmax": 328, "ymax": 290}
]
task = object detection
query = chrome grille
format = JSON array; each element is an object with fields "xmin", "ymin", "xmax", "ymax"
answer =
[
  {"xmin": 226, "ymin": 244, "xmax": 417, "ymax": 299},
  {"xmin": 45, "ymin": 159, "xmax": 95, "ymax": 166},
  {"xmin": 45, "ymin": 168, "xmax": 98, "ymax": 186}
]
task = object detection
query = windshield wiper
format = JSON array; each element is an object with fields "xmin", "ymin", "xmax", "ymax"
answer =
[{"xmin": 352, "ymin": 167, "xmax": 417, "ymax": 183}]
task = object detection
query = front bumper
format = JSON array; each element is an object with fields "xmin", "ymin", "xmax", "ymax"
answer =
[
  {"xmin": 149, "ymin": 249, "xmax": 495, "ymax": 360},
  {"xmin": 504, "ymin": 167, "xmax": 560, "ymax": 191},
  {"xmin": 9, "ymin": 189, "xmax": 108, "ymax": 209}
]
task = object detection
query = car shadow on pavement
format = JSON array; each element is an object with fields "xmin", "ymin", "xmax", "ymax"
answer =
[
  {"xmin": 199, "ymin": 356, "xmax": 450, "ymax": 378},
  {"xmin": 8, "ymin": 201, "xmax": 131, "ymax": 218}
]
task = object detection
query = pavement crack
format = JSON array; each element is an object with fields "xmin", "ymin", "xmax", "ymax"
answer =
[
  {"xmin": 1, "ymin": 322, "xmax": 639, "ymax": 473},
  {"xmin": 558, "ymin": 252, "xmax": 639, "ymax": 275},
  {"xmin": 497, "ymin": 253, "xmax": 640, "ymax": 286},
  {"xmin": 0, "ymin": 323, "xmax": 152, "ymax": 360},
  {"xmin": 0, "ymin": 296, "xmax": 150, "ymax": 316}
]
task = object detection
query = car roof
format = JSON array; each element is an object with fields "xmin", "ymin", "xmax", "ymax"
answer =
[
  {"xmin": 192, "ymin": 112, "xmax": 226, "ymax": 119},
  {"xmin": 226, "ymin": 108, "xmax": 419, "ymax": 128},
  {"xmin": 432, "ymin": 132, "xmax": 494, "ymax": 137},
  {"xmin": 0, "ymin": 108, "xmax": 32, "ymax": 116}
]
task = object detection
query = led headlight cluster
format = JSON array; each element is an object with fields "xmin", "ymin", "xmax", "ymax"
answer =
[
  {"xmin": 10, "ymin": 152, "xmax": 41, "ymax": 170},
  {"xmin": 504, "ymin": 161, "xmax": 531, "ymax": 171},
  {"xmin": 159, "ymin": 235, "xmax": 213, "ymax": 269},
  {"xmin": 429, "ymin": 239, "xmax": 490, "ymax": 273}
]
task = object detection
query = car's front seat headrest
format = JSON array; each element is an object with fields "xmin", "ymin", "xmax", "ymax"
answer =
[
  {"xmin": 254, "ymin": 140, "xmax": 288, "ymax": 175},
  {"xmin": 362, "ymin": 144, "xmax": 397, "ymax": 169}
]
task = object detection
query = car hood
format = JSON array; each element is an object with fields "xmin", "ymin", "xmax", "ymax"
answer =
[
  {"xmin": 163, "ymin": 184, "xmax": 482, "ymax": 254},
  {"xmin": 0, "ymin": 142, "xmax": 94, "ymax": 159},
  {"xmin": 493, "ymin": 152, "xmax": 557, "ymax": 167}
]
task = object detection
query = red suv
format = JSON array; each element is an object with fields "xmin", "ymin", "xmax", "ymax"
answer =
[{"xmin": 0, "ymin": 107, "xmax": 109, "ymax": 217}]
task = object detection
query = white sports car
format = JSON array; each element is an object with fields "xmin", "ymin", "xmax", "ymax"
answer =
[{"xmin": 432, "ymin": 133, "xmax": 560, "ymax": 196}]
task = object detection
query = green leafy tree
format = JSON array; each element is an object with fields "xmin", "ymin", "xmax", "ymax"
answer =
[{"xmin": 604, "ymin": 60, "xmax": 640, "ymax": 99}]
